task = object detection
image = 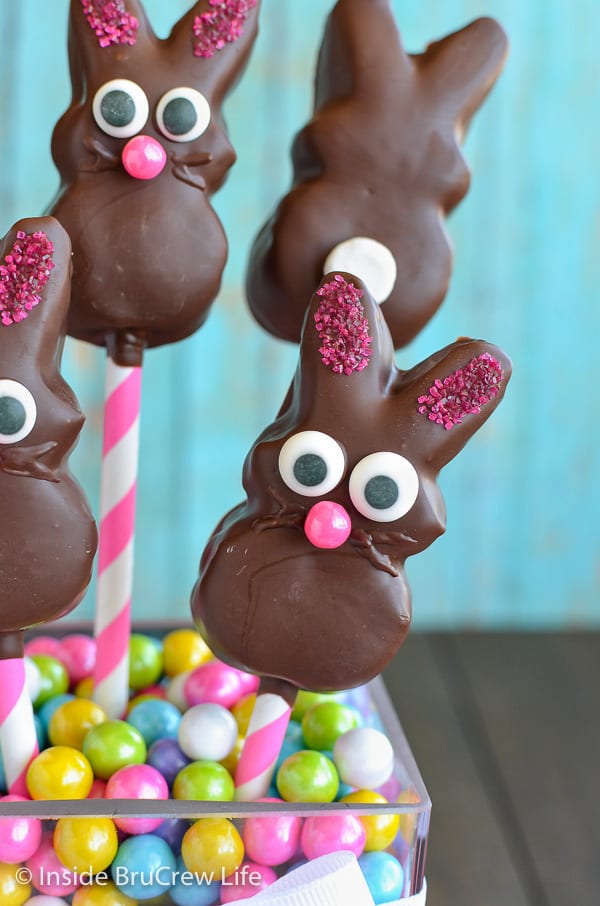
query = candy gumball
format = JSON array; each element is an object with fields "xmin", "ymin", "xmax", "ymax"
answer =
[
  {"xmin": 276, "ymin": 751, "xmax": 338, "ymax": 803},
  {"xmin": 48, "ymin": 698, "xmax": 106, "ymax": 750},
  {"xmin": 74, "ymin": 677, "xmax": 94, "ymax": 700},
  {"xmin": 37, "ymin": 694, "xmax": 75, "ymax": 734},
  {"xmin": 169, "ymin": 855, "xmax": 221, "ymax": 906},
  {"xmin": 165, "ymin": 672, "xmax": 192, "ymax": 712},
  {"xmin": 184, "ymin": 662, "xmax": 243, "ymax": 709},
  {"xmin": 147, "ymin": 738, "xmax": 191, "ymax": 789},
  {"xmin": 172, "ymin": 762, "xmax": 234, "ymax": 802},
  {"xmin": 333, "ymin": 728, "xmax": 394, "ymax": 790},
  {"xmin": 300, "ymin": 814, "xmax": 366, "ymax": 860},
  {"xmin": 25, "ymin": 638, "xmax": 63, "ymax": 660},
  {"xmin": 359, "ymin": 851, "xmax": 405, "ymax": 904},
  {"xmin": 128, "ymin": 635, "xmax": 163, "ymax": 691},
  {"xmin": 219, "ymin": 735, "xmax": 245, "ymax": 777},
  {"xmin": 127, "ymin": 699, "xmax": 181, "ymax": 748},
  {"xmin": 111, "ymin": 835, "xmax": 176, "ymax": 901},
  {"xmin": 30, "ymin": 656, "xmax": 69, "ymax": 707},
  {"xmin": 154, "ymin": 818, "xmax": 189, "ymax": 854},
  {"xmin": 162, "ymin": 629, "xmax": 212, "ymax": 677},
  {"xmin": 0, "ymin": 795, "xmax": 42, "ymax": 863},
  {"xmin": 341, "ymin": 790, "xmax": 400, "ymax": 851},
  {"xmin": 220, "ymin": 862, "xmax": 277, "ymax": 903},
  {"xmin": 27, "ymin": 747, "xmax": 93, "ymax": 799},
  {"xmin": 0, "ymin": 862, "xmax": 31, "ymax": 906},
  {"xmin": 24, "ymin": 897, "xmax": 71, "ymax": 906},
  {"xmin": 105, "ymin": 765, "xmax": 168, "ymax": 834},
  {"xmin": 291, "ymin": 692, "xmax": 333, "ymax": 723},
  {"xmin": 82, "ymin": 721, "xmax": 146, "ymax": 780},
  {"xmin": 231, "ymin": 694, "xmax": 256, "ymax": 736},
  {"xmin": 87, "ymin": 779, "xmax": 107, "ymax": 799},
  {"xmin": 57, "ymin": 635, "xmax": 96, "ymax": 685},
  {"xmin": 24, "ymin": 657, "xmax": 42, "ymax": 704},
  {"xmin": 231, "ymin": 669, "xmax": 260, "ymax": 697},
  {"xmin": 27, "ymin": 836, "xmax": 79, "ymax": 896},
  {"xmin": 242, "ymin": 800, "xmax": 302, "ymax": 866},
  {"xmin": 181, "ymin": 819, "xmax": 244, "ymax": 879},
  {"xmin": 275, "ymin": 721, "xmax": 305, "ymax": 771},
  {"xmin": 54, "ymin": 817, "xmax": 118, "ymax": 874},
  {"xmin": 178, "ymin": 704, "xmax": 237, "ymax": 762},
  {"xmin": 72, "ymin": 881, "xmax": 137, "ymax": 906},
  {"xmin": 301, "ymin": 701, "xmax": 360, "ymax": 751}
]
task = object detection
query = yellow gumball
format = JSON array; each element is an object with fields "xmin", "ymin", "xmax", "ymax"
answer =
[
  {"xmin": 219, "ymin": 734, "xmax": 245, "ymax": 775},
  {"xmin": 341, "ymin": 790, "xmax": 400, "ymax": 851},
  {"xmin": 181, "ymin": 818, "xmax": 244, "ymax": 878},
  {"xmin": 75, "ymin": 676, "xmax": 95, "ymax": 699},
  {"xmin": 54, "ymin": 816, "xmax": 119, "ymax": 873},
  {"xmin": 396, "ymin": 787, "xmax": 421, "ymax": 841},
  {"xmin": 162, "ymin": 629, "xmax": 212, "ymax": 676},
  {"xmin": 72, "ymin": 879, "xmax": 137, "ymax": 906},
  {"xmin": 231, "ymin": 692, "xmax": 256, "ymax": 735},
  {"xmin": 26, "ymin": 746, "xmax": 93, "ymax": 799},
  {"xmin": 49, "ymin": 698, "xmax": 107, "ymax": 750},
  {"xmin": 0, "ymin": 862, "xmax": 31, "ymax": 906}
]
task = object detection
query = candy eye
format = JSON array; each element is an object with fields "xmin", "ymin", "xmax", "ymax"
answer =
[
  {"xmin": 349, "ymin": 452, "xmax": 419, "ymax": 522},
  {"xmin": 156, "ymin": 87, "xmax": 211, "ymax": 142},
  {"xmin": 278, "ymin": 431, "xmax": 345, "ymax": 497},
  {"xmin": 0, "ymin": 380, "xmax": 37, "ymax": 444},
  {"xmin": 92, "ymin": 79, "xmax": 149, "ymax": 138}
]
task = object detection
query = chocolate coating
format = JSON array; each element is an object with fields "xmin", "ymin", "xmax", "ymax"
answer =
[
  {"xmin": 0, "ymin": 217, "xmax": 97, "ymax": 659},
  {"xmin": 49, "ymin": 0, "xmax": 260, "ymax": 365},
  {"xmin": 246, "ymin": 0, "xmax": 508, "ymax": 348},
  {"xmin": 192, "ymin": 273, "xmax": 511, "ymax": 692}
]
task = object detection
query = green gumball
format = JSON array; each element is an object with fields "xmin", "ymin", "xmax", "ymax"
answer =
[
  {"xmin": 128, "ymin": 634, "xmax": 164, "ymax": 690},
  {"xmin": 276, "ymin": 750, "xmax": 339, "ymax": 803},
  {"xmin": 82, "ymin": 720, "xmax": 147, "ymax": 779},
  {"xmin": 302, "ymin": 701, "xmax": 360, "ymax": 751},
  {"xmin": 172, "ymin": 761, "xmax": 234, "ymax": 801}
]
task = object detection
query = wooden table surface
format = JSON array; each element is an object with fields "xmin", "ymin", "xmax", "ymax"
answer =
[{"xmin": 383, "ymin": 633, "xmax": 600, "ymax": 906}]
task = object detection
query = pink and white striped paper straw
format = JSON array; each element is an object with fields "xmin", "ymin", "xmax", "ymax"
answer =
[
  {"xmin": 235, "ymin": 692, "xmax": 292, "ymax": 801},
  {"xmin": 0, "ymin": 658, "xmax": 39, "ymax": 796},
  {"xmin": 93, "ymin": 359, "xmax": 141, "ymax": 719}
]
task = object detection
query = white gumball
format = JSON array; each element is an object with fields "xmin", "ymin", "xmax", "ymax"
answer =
[
  {"xmin": 324, "ymin": 237, "xmax": 397, "ymax": 304},
  {"xmin": 177, "ymin": 703, "xmax": 238, "ymax": 762},
  {"xmin": 166, "ymin": 670, "xmax": 192, "ymax": 712},
  {"xmin": 24, "ymin": 896, "xmax": 70, "ymax": 905},
  {"xmin": 333, "ymin": 727, "xmax": 394, "ymax": 789}
]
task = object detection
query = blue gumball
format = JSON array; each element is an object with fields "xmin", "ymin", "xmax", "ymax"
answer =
[
  {"xmin": 37, "ymin": 692, "xmax": 75, "ymax": 731},
  {"xmin": 359, "ymin": 851, "xmax": 405, "ymax": 904},
  {"xmin": 170, "ymin": 856, "xmax": 221, "ymax": 906},
  {"xmin": 0, "ymin": 751, "xmax": 6, "ymax": 793},
  {"xmin": 112, "ymin": 833, "xmax": 177, "ymax": 900},
  {"xmin": 275, "ymin": 720, "xmax": 304, "ymax": 770},
  {"xmin": 154, "ymin": 816, "xmax": 189, "ymax": 853},
  {"xmin": 128, "ymin": 698, "xmax": 182, "ymax": 748}
]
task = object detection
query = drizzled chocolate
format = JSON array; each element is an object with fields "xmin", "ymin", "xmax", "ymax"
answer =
[
  {"xmin": 246, "ymin": 0, "xmax": 508, "ymax": 349},
  {"xmin": 49, "ymin": 0, "xmax": 260, "ymax": 366},
  {"xmin": 192, "ymin": 273, "xmax": 511, "ymax": 692},
  {"xmin": 0, "ymin": 217, "xmax": 97, "ymax": 660}
]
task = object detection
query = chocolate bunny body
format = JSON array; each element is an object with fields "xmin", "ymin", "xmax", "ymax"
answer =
[
  {"xmin": 193, "ymin": 273, "xmax": 511, "ymax": 691},
  {"xmin": 0, "ymin": 217, "xmax": 97, "ymax": 659},
  {"xmin": 50, "ymin": 0, "xmax": 260, "ymax": 365},
  {"xmin": 246, "ymin": 0, "xmax": 508, "ymax": 349}
]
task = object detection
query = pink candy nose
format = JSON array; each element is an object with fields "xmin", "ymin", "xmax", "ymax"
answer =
[
  {"xmin": 304, "ymin": 500, "xmax": 352, "ymax": 549},
  {"xmin": 121, "ymin": 135, "xmax": 167, "ymax": 180}
]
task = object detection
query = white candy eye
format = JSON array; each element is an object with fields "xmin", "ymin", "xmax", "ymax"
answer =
[
  {"xmin": 279, "ymin": 431, "xmax": 345, "ymax": 497},
  {"xmin": 92, "ymin": 79, "xmax": 149, "ymax": 138},
  {"xmin": 349, "ymin": 452, "xmax": 419, "ymax": 522},
  {"xmin": 156, "ymin": 87, "xmax": 211, "ymax": 142},
  {"xmin": 0, "ymin": 380, "xmax": 37, "ymax": 444}
]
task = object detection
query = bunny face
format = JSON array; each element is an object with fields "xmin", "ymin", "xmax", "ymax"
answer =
[
  {"xmin": 50, "ymin": 0, "xmax": 260, "ymax": 362},
  {"xmin": 193, "ymin": 273, "xmax": 511, "ymax": 691},
  {"xmin": 246, "ymin": 0, "xmax": 508, "ymax": 349},
  {"xmin": 0, "ymin": 217, "xmax": 97, "ymax": 658}
]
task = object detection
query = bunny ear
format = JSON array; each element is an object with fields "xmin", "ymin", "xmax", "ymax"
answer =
[
  {"xmin": 288, "ymin": 272, "xmax": 397, "ymax": 424},
  {"xmin": 70, "ymin": 0, "xmax": 153, "ymax": 51},
  {"xmin": 314, "ymin": 0, "xmax": 411, "ymax": 108},
  {"xmin": 168, "ymin": 0, "xmax": 260, "ymax": 96},
  {"xmin": 0, "ymin": 217, "xmax": 71, "ymax": 366},
  {"xmin": 420, "ymin": 17, "xmax": 508, "ymax": 132},
  {"xmin": 399, "ymin": 338, "xmax": 511, "ymax": 471}
]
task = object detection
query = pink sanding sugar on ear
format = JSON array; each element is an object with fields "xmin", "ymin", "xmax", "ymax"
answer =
[
  {"xmin": 418, "ymin": 352, "xmax": 504, "ymax": 430},
  {"xmin": 315, "ymin": 274, "xmax": 372, "ymax": 376},
  {"xmin": 0, "ymin": 231, "xmax": 54, "ymax": 326},
  {"xmin": 80, "ymin": 0, "xmax": 138, "ymax": 48},
  {"xmin": 192, "ymin": 0, "xmax": 257, "ymax": 58}
]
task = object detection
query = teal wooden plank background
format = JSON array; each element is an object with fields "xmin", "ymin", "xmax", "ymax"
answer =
[{"xmin": 1, "ymin": 1, "xmax": 599, "ymax": 628}]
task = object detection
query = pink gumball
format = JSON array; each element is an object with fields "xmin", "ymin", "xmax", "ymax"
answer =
[
  {"xmin": 0, "ymin": 795, "xmax": 42, "ymax": 863},
  {"xmin": 220, "ymin": 862, "xmax": 278, "ymax": 903},
  {"xmin": 27, "ymin": 836, "xmax": 79, "ymax": 896},
  {"xmin": 243, "ymin": 799, "xmax": 303, "ymax": 866},
  {"xmin": 24, "ymin": 637, "xmax": 63, "ymax": 659},
  {"xmin": 184, "ymin": 660, "xmax": 243, "ymax": 709},
  {"xmin": 105, "ymin": 764, "xmax": 168, "ymax": 834},
  {"xmin": 300, "ymin": 814, "xmax": 366, "ymax": 860},
  {"xmin": 87, "ymin": 779, "xmax": 107, "ymax": 799},
  {"xmin": 231, "ymin": 668, "xmax": 260, "ymax": 696},
  {"xmin": 57, "ymin": 634, "xmax": 96, "ymax": 685}
]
